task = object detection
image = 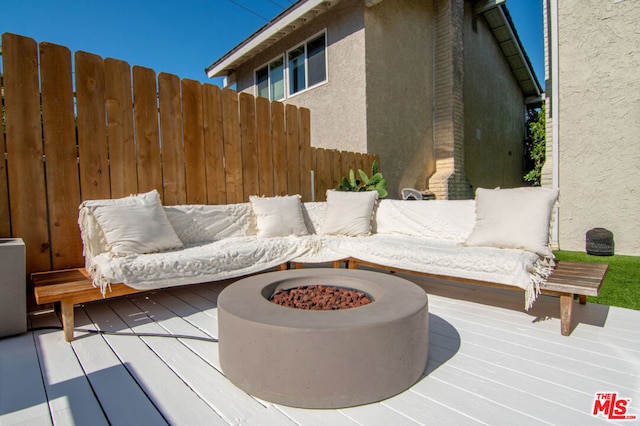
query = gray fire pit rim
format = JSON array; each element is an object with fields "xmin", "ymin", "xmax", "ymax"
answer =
[{"xmin": 218, "ymin": 268, "xmax": 427, "ymax": 329}]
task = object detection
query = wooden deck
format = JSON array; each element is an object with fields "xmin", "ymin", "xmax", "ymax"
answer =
[{"xmin": 2, "ymin": 271, "xmax": 639, "ymax": 425}]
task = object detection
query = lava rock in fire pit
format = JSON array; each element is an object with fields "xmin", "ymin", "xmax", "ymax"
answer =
[{"xmin": 270, "ymin": 285, "xmax": 372, "ymax": 310}]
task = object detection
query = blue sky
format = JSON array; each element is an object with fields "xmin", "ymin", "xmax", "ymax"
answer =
[{"xmin": 1, "ymin": 0, "xmax": 544, "ymax": 87}]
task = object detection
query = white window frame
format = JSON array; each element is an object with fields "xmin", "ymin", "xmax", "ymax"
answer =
[
  {"xmin": 253, "ymin": 30, "xmax": 328, "ymax": 101},
  {"xmin": 286, "ymin": 30, "xmax": 328, "ymax": 98},
  {"xmin": 254, "ymin": 55, "xmax": 286, "ymax": 101}
]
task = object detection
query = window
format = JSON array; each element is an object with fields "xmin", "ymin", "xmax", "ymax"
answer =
[
  {"xmin": 254, "ymin": 31, "xmax": 327, "ymax": 101},
  {"xmin": 255, "ymin": 56, "xmax": 285, "ymax": 101},
  {"xmin": 288, "ymin": 32, "xmax": 327, "ymax": 96}
]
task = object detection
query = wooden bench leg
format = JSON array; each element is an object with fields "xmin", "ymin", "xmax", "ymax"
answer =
[
  {"xmin": 60, "ymin": 300, "xmax": 75, "ymax": 342},
  {"xmin": 578, "ymin": 295, "xmax": 587, "ymax": 305},
  {"xmin": 559, "ymin": 293, "xmax": 574, "ymax": 336}
]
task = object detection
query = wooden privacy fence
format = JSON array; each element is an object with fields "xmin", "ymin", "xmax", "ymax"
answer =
[{"xmin": 0, "ymin": 33, "xmax": 379, "ymax": 277}]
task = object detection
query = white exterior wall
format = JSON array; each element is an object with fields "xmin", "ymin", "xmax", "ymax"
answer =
[{"xmin": 551, "ymin": 0, "xmax": 640, "ymax": 255}]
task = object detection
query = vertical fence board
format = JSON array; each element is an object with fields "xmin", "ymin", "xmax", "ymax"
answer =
[
  {"xmin": 158, "ymin": 73, "xmax": 186, "ymax": 205},
  {"xmin": 105, "ymin": 58, "xmax": 137, "ymax": 198},
  {"xmin": 133, "ymin": 66, "xmax": 162, "ymax": 195},
  {"xmin": 221, "ymin": 88, "xmax": 243, "ymax": 203},
  {"xmin": 202, "ymin": 84, "xmax": 226, "ymax": 204},
  {"xmin": 315, "ymin": 148, "xmax": 333, "ymax": 201},
  {"xmin": 0, "ymin": 135, "xmax": 9, "ymax": 236},
  {"xmin": 311, "ymin": 148, "xmax": 318, "ymax": 201},
  {"xmin": 256, "ymin": 96, "xmax": 274, "ymax": 197},
  {"xmin": 285, "ymin": 104, "xmax": 300, "ymax": 195},
  {"xmin": 2, "ymin": 33, "xmax": 51, "ymax": 272},
  {"xmin": 331, "ymin": 151, "xmax": 349, "ymax": 188},
  {"xmin": 239, "ymin": 93, "xmax": 259, "ymax": 200},
  {"xmin": 271, "ymin": 102, "xmax": 287, "ymax": 196},
  {"xmin": 358, "ymin": 153, "xmax": 368, "ymax": 174},
  {"xmin": 76, "ymin": 51, "xmax": 110, "ymax": 201},
  {"xmin": 0, "ymin": 70, "xmax": 12, "ymax": 236},
  {"xmin": 40, "ymin": 42, "xmax": 83, "ymax": 269},
  {"xmin": 299, "ymin": 107, "xmax": 312, "ymax": 202},
  {"xmin": 182, "ymin": 79, "xmax": 206, "ymax": 204}
]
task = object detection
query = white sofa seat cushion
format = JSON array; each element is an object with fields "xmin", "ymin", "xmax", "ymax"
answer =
[
  {"xmin": 164, "ymin": 203, "xmax": 255, "ymax": 244},
  {"xmin": 374, "ymin": 199, "xmax": 476, "ymax": 242}
]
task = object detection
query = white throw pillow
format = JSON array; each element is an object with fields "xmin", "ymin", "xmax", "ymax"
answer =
[
  {"xmin": 249, "ymin": 195, "xmax": 309, "ymax": 238},
  {"xmin": 90, "ymin": 190, "xmax": 184, "ymax": 255},
  {"xmin": 464, "ymin": 187, "xmax": 559, "ymax": 257},
  {"xmin": 321, "ymin": 190, "xmax": 378, "ymax": 236}
]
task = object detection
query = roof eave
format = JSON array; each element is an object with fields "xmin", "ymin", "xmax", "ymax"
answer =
[
  {"xmin": 205, "ymin": 0, "xmax": 339, "ymax": 79},
  {"xmin": 476, "ymin": 0, "xmax": 543, "ymax": 99}
]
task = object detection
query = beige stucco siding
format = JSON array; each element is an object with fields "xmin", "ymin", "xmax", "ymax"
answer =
[
  {"xmin": 364, "ymin": 0, "xmax": 435, "ymax": 198},
  {"xmin": 463, "ymin": 2, "xmax": 526, "ymax": 192},
  {"xmin": 233, "ymin": 0, "xmax": 368, "ymax": 153},
  {"xmin": 554, "ymin": 0, "xmax": 640, "ymax": 255}
]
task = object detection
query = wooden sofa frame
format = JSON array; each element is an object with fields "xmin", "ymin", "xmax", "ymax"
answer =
[{"xmin": 33, "ymin": 260, "xmax": 607, "ymax": 341}]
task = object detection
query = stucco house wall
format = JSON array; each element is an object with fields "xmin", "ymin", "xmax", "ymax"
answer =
[
  {"xmin": 463, "ymin": 1, "xmax": 526, "ymax": 192},
  {"xmin": 233, "ymin": 0, "xmax": 368, "ymax": 153},
  {"xmin": 544, "ymin": 0, "xmax": 640, "ymax": 255},
  {"xmin": 363, "ymin": 0, "xmax": 435, "ymax": 196}
]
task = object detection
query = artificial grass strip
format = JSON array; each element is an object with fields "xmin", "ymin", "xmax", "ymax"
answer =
[{"xmin": 553, "ymin": 250, "xmax": 640, "ymax": 311}]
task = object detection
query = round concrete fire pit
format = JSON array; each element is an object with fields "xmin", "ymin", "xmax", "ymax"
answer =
[{"xmin": 218, "ymin": 268, "xmax": 429, "ymax": 408}]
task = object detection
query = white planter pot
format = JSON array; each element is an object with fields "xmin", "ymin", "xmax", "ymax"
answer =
[{"xmin": 0, "ymin": 238, "xmax": 26, "ymax": 337}]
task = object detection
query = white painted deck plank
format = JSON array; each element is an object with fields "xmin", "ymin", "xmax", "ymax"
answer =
[
  {"xmin": 428, "ymin": 315, "xmax": 640, "ymax": 399},
  {"xmin": 82, "ymin": 300, "xmax": 227, "ymax": 425},
  {"xmin": 71, "ymin": 307, "xmax": 169, "ymax": 426},
  {"xmin": 428, "ymin": 304, "xmax": 640, "ymax": 389},
  {"xmin": 29, "ymin": 312, "xmax": 109, "ymax": 426},
  {"xmin": 421, "ymin": 354, "xmax": 610, "ymax": 425},
  {"xmin": 381, "ymin": 388, "xmax": 483, "ymax": 425},
  {"xmin": 0, "ymin": 332, "xmax": 52, "ymax": 425},
  {"xmin": 430, "ymin": 325, "xmax": 640, "ymax": 400},
  {"xmin": 111, "ymin": 295, "xmax": 298, "ymax": 425},
  {"xmin": 271, "ymin": 405, "xmax": 359, "ymax": 426},
  {"xmin": 430, "ymin": 291, "xmax": 640, "ymax": 352},
  {"xmin": 427, "ymin": 291, "xmax": 637, "ymax": 357},
  {"xmin": 166, "ymin": 285, "xmax": 222, "ymax": 318},
  {"xmin": 148, "ymin": 289, "xmax": 220, "ymax": 339},
  {"xmin": 339, "ymin": 401, "xmax": 423, "ymax": 425},
  {"xmin": 410, "ymin": 273, "xmax": 640, "ymax": 344}
]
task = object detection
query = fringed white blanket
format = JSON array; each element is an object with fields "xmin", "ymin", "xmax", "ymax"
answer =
[
  {"xmin": 87, "ymin": 236, "xmax": 311, "ymax": 294},
  {"xmin": 321, "ymin": 235, "xmax": 554, "ymax": 310}
]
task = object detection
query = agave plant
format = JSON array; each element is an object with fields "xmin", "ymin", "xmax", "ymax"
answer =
[{"xmin": 338, "ymin": 160, "xmax": 388, "ymax": 198}]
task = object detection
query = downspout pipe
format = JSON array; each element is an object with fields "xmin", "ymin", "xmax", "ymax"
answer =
[{"xmin": 550, "ymin": 0, "xmax": 560, "ymax": 246}]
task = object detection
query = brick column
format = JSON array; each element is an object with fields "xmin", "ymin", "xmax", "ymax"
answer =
[{"xmin": 428, "ymin": 0, "xmax": 471, "ymax": 200}]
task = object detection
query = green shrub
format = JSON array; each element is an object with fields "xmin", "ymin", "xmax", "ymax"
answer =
[{"xmin": 338, "ymin": 159, "xmax": 388, "ymax": 198}]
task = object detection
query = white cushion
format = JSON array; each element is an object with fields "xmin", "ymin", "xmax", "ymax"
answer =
[
  {"xmin": 321, "ymin": 190, "xmax": 378, "ymax": 236},
  {"xmin": 249, "ymin": 195, "xmax": 309, "ymax": 238},
  {"xmin": 464, "ymin": 187, "xmax": 559, "ymax": 257},
  {"xmin": 90, "ymin": 190, "xmax": 184, "ymax": 255}
]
